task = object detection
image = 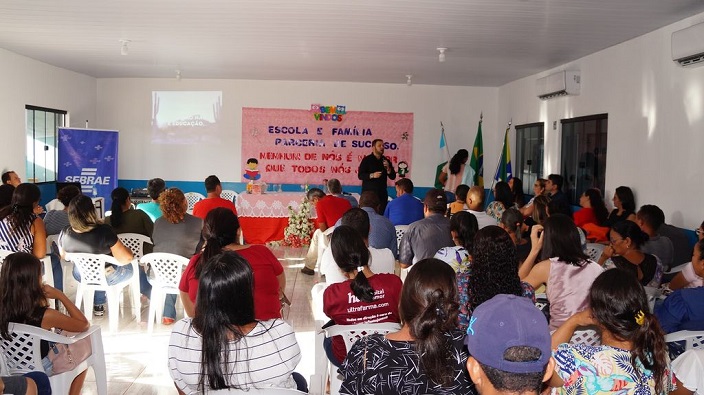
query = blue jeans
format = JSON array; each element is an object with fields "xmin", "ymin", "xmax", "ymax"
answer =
[
  {"xmin": 49, "ymin": 252, "xmax": 64, "ymax": 292},
  {"xmin": 73, "ymin": 263, "xmax": 134, "ymax": 306},
  {"xmin": 145, "ymin": 272, "xmax": 178, "ymax": 320},
  {"xmin": 24, "ymin": 371, "xmax": 51, "ymax": 395}
]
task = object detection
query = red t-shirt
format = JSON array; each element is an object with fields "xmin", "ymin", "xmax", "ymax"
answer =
[
  {"xmin": 323, "ymin": 273, "xmax": 403, "ymax": 362},
  {"xmin": 316, "ymin": 195, "xmax": 352, "ymax": 228},
  {"xmin": 574, "ymin": 207, "xmax": 597, "ymax": 228},
  {"xmin": 178, "ymin": 245, "xmax": 284, "ymax": 320},
  {"xmin": 192, "ymin": 197, "xmax": 238, "ymax": 220}
]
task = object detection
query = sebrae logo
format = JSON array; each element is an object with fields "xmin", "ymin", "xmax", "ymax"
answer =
[{"xmin": 64, "ymin": 168, "xmax": 111, "ymax": 193}]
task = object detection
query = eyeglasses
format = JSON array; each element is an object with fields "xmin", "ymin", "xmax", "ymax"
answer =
[{"xmin": 609, "ymin": 238, "xmax": 624, "ymax": 246}]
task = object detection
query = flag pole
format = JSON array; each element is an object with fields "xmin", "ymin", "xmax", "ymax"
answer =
[
  {"xmin": 490, "ymin": 118, "xmax": 512, "ymax": 192},
  {"xmin": 440, "ymin": 122, "xmax": 451, "ymax": 160}
]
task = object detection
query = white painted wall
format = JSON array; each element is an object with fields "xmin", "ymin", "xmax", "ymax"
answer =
[
  {"xmin": 96, "ymin": 78, "xmax": 498, "ymax": 187},
  {"xmin": 0, "ymin": 48, "xmax": 97, "ymax": 179},
  {"xmin": 499, "ymin": 12, "xmax": 704, "ymax": 228}
]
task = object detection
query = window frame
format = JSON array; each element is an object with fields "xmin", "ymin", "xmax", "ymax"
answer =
[
  {"xmin": 514, "ymin": 122, "xmax": 545, "ymax": 196},
  {"xmin": 25, "ymin": 105, "xmax": 67, "ymax": 184},
  {"xmin": 559, "ymin": 113, "xmax": 608, "ymax": 205}
]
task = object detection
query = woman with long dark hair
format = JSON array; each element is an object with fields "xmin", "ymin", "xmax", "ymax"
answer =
[
  {"xmin": 434, "ymin": 211, "xmax": 478, "ymax": 273},
  {"xmin": 438, "ymin": 149, "xmax": 470, "ymax": 200},
  {"xmin": 550, "ymin": 269, "xmax": 672, "ymax": 394},
  {"xmin": 169, "ymin": 251, "xmax": 304, "ymax": 393},
  {"xmin": 58, "ymin": 195, "xmax": 134, "ymax": 316},
  {"xmin": 519, "ymin": 214, "xmax": 603, "ymax": 331},
  {"xmin": 508, "ymin": 177, "xmax": 525, "ymax": 208},
  {"xmin": 574, "ymin": 188, "xmax": 609, "ymax": 227},
  {"xmin": 500, "ymin": 207, "xmax": 531, "ymax": 262},
  {"xmin": 179, "ymin": 208, "xmax": 284, "ymax": 319},
  {"xmin": 605, "ymin": 185, "xmax": 637, "ymax": 227},
  {"xmin": 340, "ymin": 258, "xmax": 475, "ymax": 395},
  {"xmin": 0, "ymin": 183, "xmax": 46, "ymax": 259},
  {"xmin": 322, "ymin": 225, "xmax": 402, "ymax": 367},
  {"xmin": 599, "ymin": 220, "xmax": 663, "ymax": 287},
  {"xmin": 104, "ymin": 187, "xmax": 153, "ymax": 241},
  {"xmin": 0, "ymin": 252, "xmax": 90, "ymax": 395},
  {"xmin": 485, "ymin": 181, "xmax": 514, "ymax": 223}
]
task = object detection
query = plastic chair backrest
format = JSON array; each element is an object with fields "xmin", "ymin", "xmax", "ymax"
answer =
[
  {"xmin": 221, "ymin": 189, "xmax": 239, "ymax": 203},
  {"xmin": 140, "ymin": 253, "xmax": 189, "ymax": 288},
  {"xmin": 184, "ymin": 192, "xmax": 205, "ymax": 211},
  {"xmin": 584, "ymin": 243, "xmax": 605, "ymax": 262},
  {"xmin": 665, "ymin": 330, "xmax": 704, "ymax": 351},
  {"xmin": 117, "ymin": 233, "xmax": 153, "ymax": 259},
  {"xmin": 325, "ymin": 322, "xmax": 401, "ymax": 353},
  {"xmin": 209, "ymin": 388, "xmax": 306, "ymax": 394},
  {"xmin": 570, "ymin": 328, "xmax": 601, "ymax": 346},
  {"xmin": 64, "ymin": 253, "xmax": 119, "ymax": 287},
  {"xmin": 395, "ymin": 225, "xmax": 409, "ymax": 250}
]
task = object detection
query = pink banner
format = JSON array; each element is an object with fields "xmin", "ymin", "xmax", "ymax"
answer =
[{"xmin": 241, "ymin": 107, "xmax": 413, "ymax": 186}]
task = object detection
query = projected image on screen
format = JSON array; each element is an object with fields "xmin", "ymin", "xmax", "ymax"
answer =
[{"xmin": 151, "ymin": 91, "xmax": 222, "ymax": 144}]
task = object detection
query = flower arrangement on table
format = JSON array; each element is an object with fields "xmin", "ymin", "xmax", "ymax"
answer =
[{"xmin": 281, "ymin": 197, "xmax": 314, "ymax": 248}]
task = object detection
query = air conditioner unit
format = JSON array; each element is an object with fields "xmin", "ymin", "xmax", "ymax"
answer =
[
  {"xmin": 536, "ymin": 71, "xmax": 580, "ymax": 100},
  {"xmin": 672, "ymin": 21, "xmax": 704, "ymax": 67}
]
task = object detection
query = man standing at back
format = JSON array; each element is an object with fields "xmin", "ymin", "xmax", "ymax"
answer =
[
  {"xmin": 192, "ymin": 175, "xmax": 237, "ymax": 220},
  {"xmin": 384, "ymin": 178, "xmax": 424, "ymax": 226},
  {"xmin": 358, "ymin": 139, "xmax": 396, "ymax": 213},
  {"xmin": 398, "ymin": 189, "xmax": 454, "ymax": 268}
]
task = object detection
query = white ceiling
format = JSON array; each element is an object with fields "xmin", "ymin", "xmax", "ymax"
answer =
[{"xmin": 2, "ymin": 0, "xmax": 704, "ymax": 86}]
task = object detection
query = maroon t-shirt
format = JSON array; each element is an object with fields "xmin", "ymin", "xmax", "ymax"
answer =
[{"xmin": 323, "ymin": 273, "xmax": 403, "ymax": 361}]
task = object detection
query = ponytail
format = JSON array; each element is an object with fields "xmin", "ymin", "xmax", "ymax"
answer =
[
  {"xmin": 350, "ymin": 267, "xmax": 374, "ymax": 303},
  {"xmin": 109, "ymin": 187, "xmax": 130, "ymax": 228},
  {"xmin": 330, "ymin": 226, "xmax": 375, "ymax": 302},
  {"xmin": 631, "ymin": 312, "xmax": 670, "ymax": 394}
]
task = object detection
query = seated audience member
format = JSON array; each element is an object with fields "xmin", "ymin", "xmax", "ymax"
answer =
[
  {"xmin": 519, "ymin": 214, "xmax": 603, "ymax": 331},
  {"xmin": 322, "ymin": 225, "xmax": 402, "ymax": 367},
  {"xmin": 669, "ymin": 220, "xmax": 704, "ymax": 290},
  {"xmin": 0, "ymin": 252, "xmax": 90, "ymax": 395},
  {"xmin": 599, "ymin": 220, "xmax": 663, "ymax": 287},
  {"xmin": 0, "ymin": 183, "xmax": 46, "ymax": 259},
  {"xmin": 322, "ymin": 208, "xmax": 395, "ymax": 283},
  {"xmin": 327, "ymin": 178, "xmax": 358, "ymax": 208},
  {"xmin": 520, "ymin": 178, "xmax": 547, "ymax": 218},
  {"xmin": 1, "ymin": 170, "xmax": 21, "ymax": 187},
  {"xmin": 465, "ymin": 186, "xmax": 495, "ymax": 229},
  {"xmin": 339, "ymin": 258, "xmax": 474, "ymax": 395},
  {"xmin": 104, "ymin": 187, "xmax": 154, "ymax": 252},
  {"xmin": 550, "ymin": 269, "xmax": 673, "ymax": 394},
  {"xmin": 435, "ymin": 211, "xmax": 478, "ymax": 274},
  {"xmin": 383, "ymin": 178, "xmax": 423, "ymax": 226},
  {"xmin": 448, "ymin": 184, "xmax": 470, "ymax": 215},
  {"xmin": 671, "ymin": 349, "xmax": 704, "ymax": 395},
  {"xmin": 465, "ymin": 294, "xmax": 554, "ymax": 395},
  {"xmin": 545, "ymin": 174, "xmax": 568, "ymax": 207},
  {"xmin": 59, "ymin": 195, "xmax": 134, "ymax": 316},
  {"xmin": 439, "ymin": 149, "xmax": 470, "ymax": 202},
  {"xmin": 659, "ymin": 220, "xmax": 699, "ymax": 270},
  {"xmin": 398, "ymin": 189, "xmax": 454, "ymax": 268},
  {"xmin": 485, "ymin": 181, "xmax": 513, "ymax": 223},
  {"xmin": 574, "ymin": 188, "xmax": 609, "ymax": 228},
  {"xmin": 180, "ymin": 208, "xmax": 284, "ymax": 320},
  {"xmin": 0, "ymin": 184, "xmax": 15, "ymax": 209},
  {"xmin": 637, "ymin": 204, "xmax": 674, "ymax": 270},
  {"xmin": 169, "ymin": 251, "xmax": 304, "ymax": 393},
  {"xmin": 337, "ymin": 191, "xmax": 397, "ymax": 258},
  {"xmin": 43, "ymin": 184, "xmax": 81, "ymax": 292},
  {"xmin": 301, "ymin": 187, "xmax": 352, "ymax": 275},
  {"xmin": 191, "ymin": 175, "xmax": 237, "ymax": 220},
  {"xmin": 500, "ymin": 208, "xmax": 531, "ymax": 263},
  {"xmin": 508, "ymin": 177, "xmax": 526, "ymax": 208},
  {"xmin": 605, "ymin": 185, "xmax": 637, "ymax": 227},
  {"xmin": 150, "ymin": 188, "xmax": 203, "ymax": 325},
  {"xmin": 655, "ymin": 239, "xmax": 704, "ymax": 333},
  {"xmin": 136, "ymin": 177, "xmax": 166, "ymax": 221},
  {"xmin": 530, "ymin": 195, "xmax": 551, "ymax": 226},
  {"xmin": 0, "ymin": 375, "xmax": 39, "ymax": 395},
  {"xmin": 464, "ymin": 226, "xmax": 535, "ymax": 331}
]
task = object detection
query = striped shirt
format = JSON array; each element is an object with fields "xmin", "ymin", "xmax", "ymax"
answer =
[
  {"xmin": 0, "ymin": 215, "xmax": 36, "ymax": 253},
  {"xmin": 168, "ymin": 318, "xmax": 301, "ymax": 394}
]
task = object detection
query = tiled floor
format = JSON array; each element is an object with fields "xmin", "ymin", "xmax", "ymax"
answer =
[{"xmin": 65, "ymin": 245, "xmax": 323, "ymax": 394}]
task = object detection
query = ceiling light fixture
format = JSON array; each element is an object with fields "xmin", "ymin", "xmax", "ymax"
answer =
[
  {"xmin": 120, "ymin": 39, "xmax": 131, "ymax": 56},
  {"xmin": 437, "ymin": 47, "xmax": 447, "ymax": 62},
  {"xmin": 406, "ymin": 74, "xmax": 412, "ymax": 86}
]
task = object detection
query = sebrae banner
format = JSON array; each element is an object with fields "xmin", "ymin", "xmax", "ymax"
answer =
[{"xmin": 241, "ymin": 106, "xmax": 413, "ymax": 186}]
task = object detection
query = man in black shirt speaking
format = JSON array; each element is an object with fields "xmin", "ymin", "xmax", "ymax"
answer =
[{"xmin": 358, "ymin": 139, "xmax": 396, "ymax": 213}]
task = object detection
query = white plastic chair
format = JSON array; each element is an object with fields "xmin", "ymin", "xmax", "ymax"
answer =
[
  {"xmin": 394, "ymin": 225, "xmax": 408, "ymax": 250},
  {"xmin": 585, "ymin": 243, "xmax": 605, "ymax": 262},
  {"xmin": 118, "ymin": 233, "xmax": 154, "ymax": 318},
  {"xmin": 209, "ymin": 388, "xmax": 306, "ymax": 394},
  {"xmin": 570, "ymin": 328, "xmax": 601, "ymax": 346},
  {"xmin": 184, "ymin": 192, "xmax": 205, "ymax": 213},
  {"xmin": 139, "ymin": 253, "xmax": 189, "ymax": 332},
  {"xmin": 0, "ymin": 323, "xmax": 107, "ymax": 395},
  {"xmin": 0, "ymin": 249, "xmax": 53, "ymax": 289},
  {"xmin": 665, "ymin": 330, "xmax": 704, "ymax": 351},
  {"xmin": 221, "ymin": 189, "xmax": 238, "ymax": 203},
  {"xmin": 64, "ymin": 253, "xmax": 135, "ymax": 332},
  {"xmin": 313, "ymin": 320, "xmax": 401, "ymax": 395}
]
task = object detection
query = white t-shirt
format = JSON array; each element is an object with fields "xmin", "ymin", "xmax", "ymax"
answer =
[
  {"xmin": 320, "ymin": 246, "xmax": 396, "ymax": 284},
  {"xmin": 466, "ymin": 209, "xmax": 498, "ymax": 229},
  {"xmin": 168, "ymin": 318, "xmax": 301, "ymax": 394},
  {"xmin": 680, "ymin": 261, "xmax": 704, "ymax": 288},
  {"xmin": 673, "ymin": 349, "xmax": 704, "ymax": 394}
]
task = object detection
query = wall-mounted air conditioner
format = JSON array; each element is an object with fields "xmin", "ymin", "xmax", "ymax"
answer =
[
  {"xmin": 672, "ymin": 21, "xmax": 704, "ymax": 67},
  {"xmin": 536, "ymin": 71, "xmax": 580, "ymax": 100}
]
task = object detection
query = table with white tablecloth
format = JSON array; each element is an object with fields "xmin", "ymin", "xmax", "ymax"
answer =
[{"xmin": 235, "ymin": 192, "xmax": 316, "ymax": 244}]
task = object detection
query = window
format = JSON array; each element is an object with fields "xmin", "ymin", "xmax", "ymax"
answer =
[
  {"xmin": 514, "ymin": 123, "xmax": 544, "ymax": 196},
  {"xmin": 25, "ymin": 105, "xmax": 66, "ymax": 183},
  {"xmin": 560, "ymin": 114, "xmax": 608, "ymax": 205}
]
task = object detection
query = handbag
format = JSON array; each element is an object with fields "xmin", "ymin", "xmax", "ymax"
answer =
[{"xmin": 47, "ymin": 329, "xmax": 92, "ymax": 374}]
